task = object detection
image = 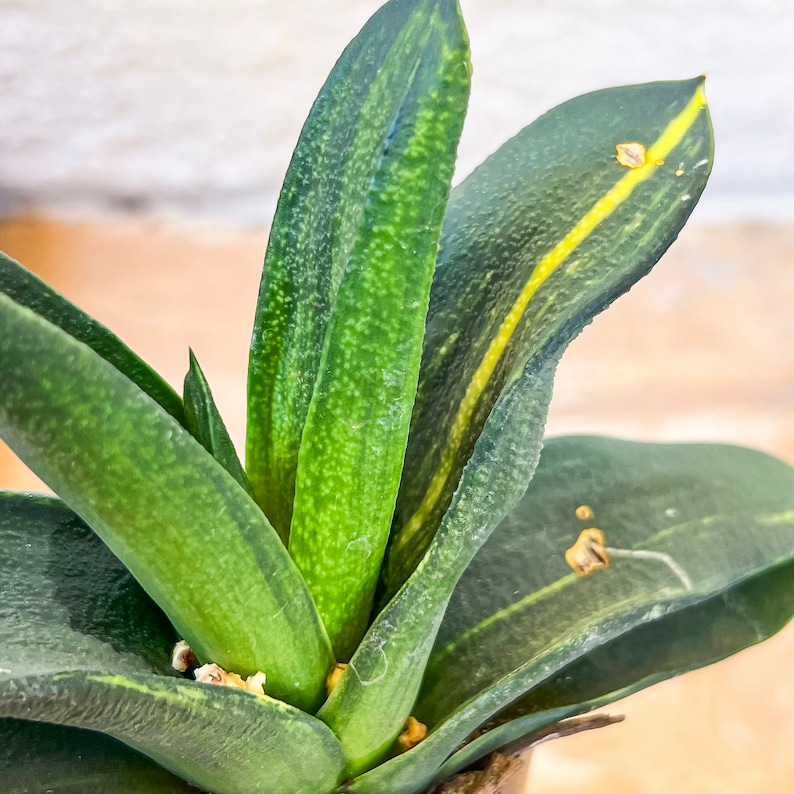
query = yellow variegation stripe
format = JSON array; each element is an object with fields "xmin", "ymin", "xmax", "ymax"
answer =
[{"xmin": 398, "ymin": 84, "xmax": 708, "ymax": 549}]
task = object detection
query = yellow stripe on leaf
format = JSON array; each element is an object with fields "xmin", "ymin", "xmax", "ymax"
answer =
[{"xmin": 398, "ymin": 83, "xmax": 707, "ymax": 548}]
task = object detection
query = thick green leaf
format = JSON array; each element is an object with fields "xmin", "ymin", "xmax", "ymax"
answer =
[
  {"xmin": 246, "ymin": 0, "xmax": 467, "ymax": 542},
  {"xmin": 0, "ymin": 674, "xmax": 347, "ymax": 794},
  {"xmin": 0, "ymin": 297, "xmax": 333, "ymax": 710},
  {"xmin": 0, "ymin": 492, "xmax": 347, "ymax": 794},
  {"xmin": 318, "ymin": 358, "xmax": 557, "ymax": 776},
  {"xmin": 287, "ymin": 0, "xmax": 470, "ymax": 659},
  {"xmin": 0, "ymin": 719, "xmax": 199, "ymax": 793},
  {"xmin": 0, "ymin": 251, "xmax": 183, "ymax": 422},
  {"xmin": 356, "ymin": 561, "xmax": 794, "ymax": 794},
  {"xmin": 384, "ymin": 78, "xmax": 713, "ymax": 595},
  {"xmin": 419, "ymin": 437, "xmax": 794, "ymax": 722},
  {"xmin": 183, "ymin": 350, "xmax": 248, "ymax": 493},
  {"xmin": 347, "ymin": 438, "xmax": 794, "ymax": 794},
  {"xmin": 429, "ymin": 696, "xmax": 621, "ymax": 786}
]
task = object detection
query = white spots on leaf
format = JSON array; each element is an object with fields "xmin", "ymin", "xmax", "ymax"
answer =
[
  {"xmin": 665, "ymin": 507, "xmax": 678, "ymax": 518},
  {"xmin": 644, "ymin": 604, "xmax": 667, "ymax": 622},
  {"xmin": 693, "ymin": 158, "xmax": 710, "ymax": 170}
]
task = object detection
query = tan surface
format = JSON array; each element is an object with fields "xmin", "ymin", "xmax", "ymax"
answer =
[{"xmin": 1, "ymin": 217, "xmax": 793, "ymax": 791}]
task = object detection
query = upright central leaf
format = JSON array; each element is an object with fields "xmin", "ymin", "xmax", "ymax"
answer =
[
  {"xmin": 248, "ymin": 0, "xmax": 470, "ymax": 658},
  {"xmin": 292, "ymin": 3, "xmax": 470, "ymax": 658},
  {"xmin": 247, "ymin": 0, "xmax": 468, "ymax": 544}
]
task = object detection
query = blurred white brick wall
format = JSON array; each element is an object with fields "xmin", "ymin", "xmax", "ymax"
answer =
[{"xmin": 0, "ymin": 0, "xmax": 791, "ymax": 225}]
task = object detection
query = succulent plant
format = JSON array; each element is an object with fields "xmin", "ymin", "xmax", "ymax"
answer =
[{"xmin": 2, "ymin": 0, "xmax": 793, "ymax": 792}]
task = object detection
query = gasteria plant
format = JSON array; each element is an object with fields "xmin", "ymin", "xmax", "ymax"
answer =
[{"xmin": 1, "ymin": 0, "xmax": 793, "ymax": 792}]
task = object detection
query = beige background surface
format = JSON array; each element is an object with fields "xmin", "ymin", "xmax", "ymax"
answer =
[
  {"xmin": 2, "ymin": 1, "xmax": 794, "ymax": 223},
  {"xmin": 0, "ymin": 216, "xmax": 792, "ymax": 792}
]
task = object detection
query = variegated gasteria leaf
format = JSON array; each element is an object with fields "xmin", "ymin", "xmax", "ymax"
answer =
[{"xmin": 384, "ymin": 77, "xmax": 713, "ymax": 596}]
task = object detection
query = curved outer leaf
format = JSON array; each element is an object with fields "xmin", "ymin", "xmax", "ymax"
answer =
[
  {"xmin": 0, "ymin": 298, "xmax": 333, "ymax": 711},
  {"xmin": 183, "ymin": 350, "xmax": 248, "ymax": 493},
  {"xmin": 0, "ymin": 492, "xmax": 347, "ymax": 794},
  {"xmin": 344, "ymin": 696, "xmax": 595, "ymax": 794},
  {"xmin": 0, "ymin": 251, "xmax": 183, "ymax": 422},
  {"xmin": 430, "ymin": 695, "xmax": 620, "ymax": 785},
  {"xmin": 246, "ymin": 0, "xmax": 466, "ymax": 542},
  {"xmin": 420, "ymin": 437, "xmax": 794, "ymax": 721},
  {"xmin": 384, "ymin": 77, "xmax": 714, "ymax": 594},
  {"xmin": 318, "ymin": 358, "xmax": 557, "ymax": 776},
  {"xmin": 1, "ymin": 674, "xmax": 347, "ymax": 794},
  {"xmin": 288, "ymin": 0, "xmax": 471, "ymax": 659},
  {"xmin": 353, "ymin": 562, "xmax": 794, "ymax": 794},
  {"xmin": 1, "ymin": 719, "xmax": 199, "ymax": 793},
  {"xmin": 346, "ymin": 438, "xmax": 794, "ymax": 794},
  {"xmin": 473, "ymin": 558, "xmax": 794, "ymax": 755}
]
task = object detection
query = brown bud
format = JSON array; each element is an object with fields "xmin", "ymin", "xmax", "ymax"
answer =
[
  {"xmin": 194, "ymin": 663, "xmax": 266, "ymax": 695},
  {"xmin": 326, "ymin": 663, "xmax": 348, "ymax": 696},
  {"xmin": 398, "ymin": 716, "xmax": 428, "ymax": 751},
  {"xmin": 565, "ymin": 528, "xmax": 610, "ymax": 577},
  {"xmin": 171, "ymin": 640, "xmax": 198, "ymax": 673}
]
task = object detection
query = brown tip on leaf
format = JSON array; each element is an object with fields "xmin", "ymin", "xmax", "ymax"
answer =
[
  {"xmin": 565, "ymin": 528, "xmax": 610, "ymax": 577},
  {"xmin": 615, "ymin": 142, "xmax": 647, "ymax": 169},
  {"xmin": 575, "ymin": 504, "xmax": 594, "ymax": 521},
  {"xmin": 326, "ymin": 662, "xmax": 348, "ymax": 696},
  {"xmin": 194, "ymin": 663, "xmax": 267, "ymax": 695},
  {"xmin": 398, "ymin": 716, "xmax": 428, "ymax": 752},
  {"xmin": 171, "ymin": 640, "xmax": 199, "ymax": 673}
]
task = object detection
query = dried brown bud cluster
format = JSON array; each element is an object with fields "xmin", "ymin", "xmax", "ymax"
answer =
[
  {"xmin": 565, "ymin": 528, "xmax": 610, "ymax": 577},
  {"xmin": 194, "ymin": 663, "xmax": 267, "ymax": 696},
  {"xmin": 170, "ymin": 640, "xmax": 199, "ymax": 673}
]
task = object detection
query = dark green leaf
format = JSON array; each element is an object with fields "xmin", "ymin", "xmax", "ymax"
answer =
[
  {"xmin": 420, "ymin": 437, "xmax": 794, "ymax": 722},
  {"xmin": 0, "ymin": 492, "xmax": 347, "ymax": 794},
  {"xmin": 384, "ymin": 78, "xmax": 714, "ymax": 594},
  {"xmin": 0, "ymin": 674, "xmax": 347, "ymax": 794},
  {"xmin": 347, "ymin": 438, "xmax": 794, "ymax": 794},
  {"xmin": 343, "ymin": 699, "xmax": 590, "ymax": 794},
  {"xmin": 0, "ymin": 719, "xmax": 199, "ymax": 793},
  {"xmin": 0, "ymin": 298, "xmax": 332, "ymax": 710},
  {"xmin": 0, "ymin": 492, "xmax": 176, "ymax": 679},
  {"xmin": 246, "ymin": 0, "xmax": 467, "ymax": 542},
  {"xmin": 356, "ymin": 560, "xmax": 794, "ymax": 794},
  {"xmin": 183, "ymin": 350, "xmax": 248, "ymax": 493},
  {"xmin": 0, "ymin": 251, "xmax": 183, "ymax": 423},
  {"xmin": 287, "ymin": 0, "xmax": 470, "ymax": 658}
]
